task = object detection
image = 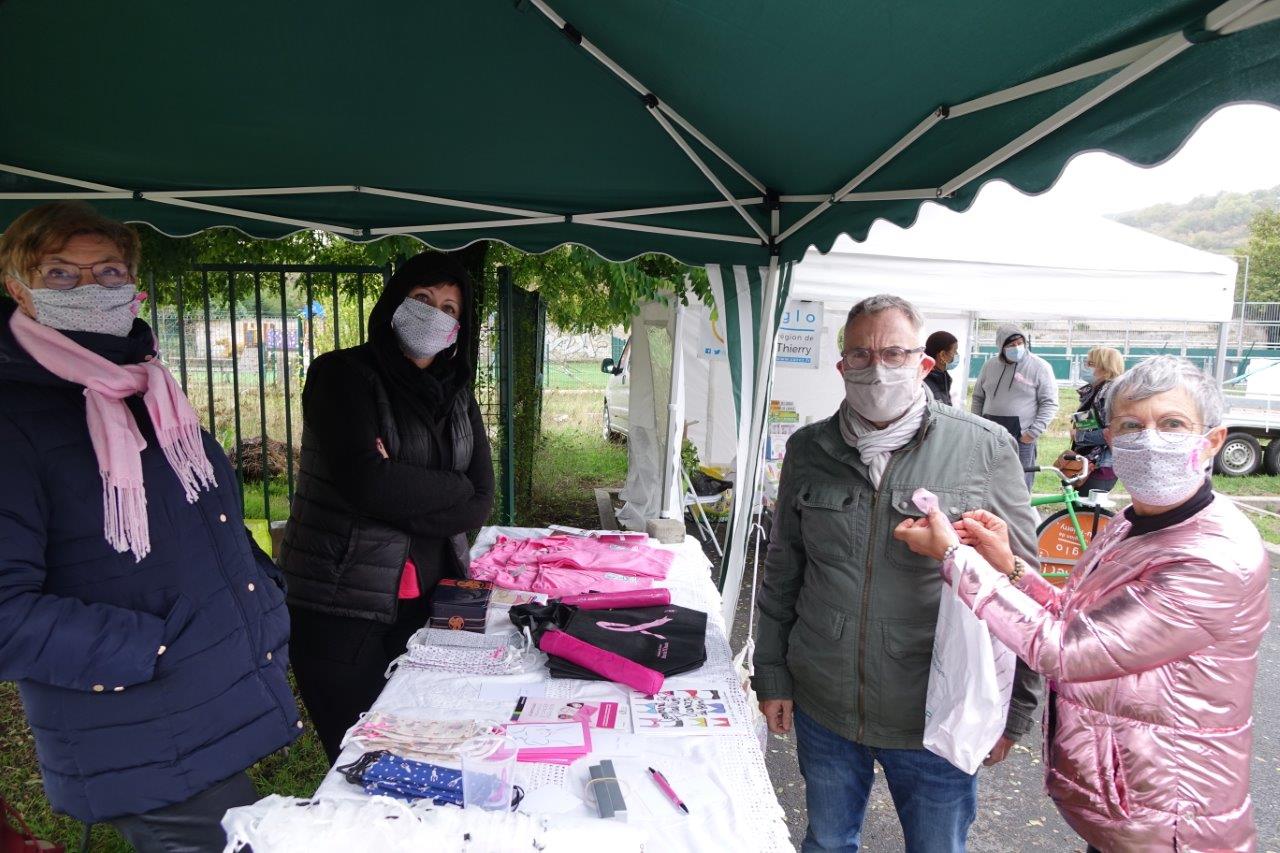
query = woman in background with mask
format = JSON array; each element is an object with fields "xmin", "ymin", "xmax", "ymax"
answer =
[
  {"xmin": 0, "ymin": 203, "xmax": 299, "ymax": 850},
  {"xmin": 895, "ymin": 356, "xmax": 1269, "ymax": 852},
  {"xmin": 1069, "ymin": 346, "xmax": 1124, "ymax": 493},
  {"xmin": 281, "ymin": 251, "xmax": 493, "ymax": 761}
]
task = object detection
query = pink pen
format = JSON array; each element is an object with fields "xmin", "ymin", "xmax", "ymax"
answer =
[{"xmin": 647, "ymin": 766, "xmax": 689, "ymax": 814}]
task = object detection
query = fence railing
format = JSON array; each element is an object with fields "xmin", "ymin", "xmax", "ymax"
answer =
[{"xmin": 144, "ymin": 263, "xmax": 389, "ymax": 524}]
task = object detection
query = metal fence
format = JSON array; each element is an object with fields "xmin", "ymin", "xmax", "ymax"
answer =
[{"xmin": 142, "ymin": 264, "xmax": 391, "ymax": 523}]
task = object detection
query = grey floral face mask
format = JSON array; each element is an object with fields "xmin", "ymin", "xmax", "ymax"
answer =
[
  {"xmin": 26, "ymin": 282, "xmax": 140, "ymax": 337},
  {"xmin": 391, "ymin": 298, "xmax": 460, "ymax": 360}
]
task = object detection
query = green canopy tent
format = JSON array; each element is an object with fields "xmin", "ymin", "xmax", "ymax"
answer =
[{"xmin": 3, "ymin": 0, "xmax": 1280, "ymax": 625}]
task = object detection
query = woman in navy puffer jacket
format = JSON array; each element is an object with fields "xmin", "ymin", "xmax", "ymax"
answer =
[{"xmin": 0, "ymin": 203, "xmax": 299, "ymax": 851}]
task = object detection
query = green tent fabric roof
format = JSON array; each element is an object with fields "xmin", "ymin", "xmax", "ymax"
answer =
[{"xmin": 2, "ymin": 0, "xmax": 1279, "ymax": 266}]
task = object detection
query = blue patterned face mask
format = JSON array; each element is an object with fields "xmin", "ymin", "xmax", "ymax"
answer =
[{"xmin": 337, "ymin": 750, "xmax": 465, "ymax": 805}]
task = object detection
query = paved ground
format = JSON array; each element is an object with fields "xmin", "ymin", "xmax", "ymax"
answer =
[{"xmin": 725, "ymin": 548, "xmax": 1280, "ymax": 852}]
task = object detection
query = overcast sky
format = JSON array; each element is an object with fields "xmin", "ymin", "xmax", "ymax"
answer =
[{"xmin": 991, "ymin": 103, "xmax": 1280, "ymax": 217}]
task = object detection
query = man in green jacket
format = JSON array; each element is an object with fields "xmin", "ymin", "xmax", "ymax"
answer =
[{"xmin": 753, "ymin": 294, "xmax": 1042, "ymax": 852}]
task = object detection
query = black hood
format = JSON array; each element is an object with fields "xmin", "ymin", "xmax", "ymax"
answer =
[
  {"xmin": 365, "ymin": 251, "xmax": 476, "ymax": 419},
  {"xmin": 0, "ymin": 297, "xmax": 156, "ymax": 389}
]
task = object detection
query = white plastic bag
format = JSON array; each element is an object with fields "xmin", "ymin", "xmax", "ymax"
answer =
[{"xmin": 922, "ymin": 578, "xmax": 1016, "ymax": 774}]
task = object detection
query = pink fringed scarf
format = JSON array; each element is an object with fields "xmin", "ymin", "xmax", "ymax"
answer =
[{"xmin": 10, "ymin": 309, "xmax": 217, "ymax": 562}]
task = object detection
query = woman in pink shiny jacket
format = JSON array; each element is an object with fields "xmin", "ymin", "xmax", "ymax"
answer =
[{"xmin": 895, "ymin": 356, "xmax": 1270, "ymax": 852}]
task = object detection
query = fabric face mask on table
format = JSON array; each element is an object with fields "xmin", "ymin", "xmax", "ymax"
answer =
[
  {"xmin": 392, "ymin": 299, "xmax": 460, "ymax": 360},
  {"xmin": 26, "ymin": 283, "xmax": 140, "ymax": 337},
  {"xmin": 1110, "ymin": 429, "xmax": 1209, "ymax": 507},
  {"xmin": 343, "ymin": 712, "xmax": 499, "ymax": 764},
  {"xmin": 842, "ymin": 362, "xmax": 921, "ymax": 423}
]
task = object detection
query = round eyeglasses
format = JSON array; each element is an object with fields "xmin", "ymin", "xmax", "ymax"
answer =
[
  {"xmin": 29, "ymin": 261, "xmax": 134, "ymax": 291},
  {"xmin": 1109, "ymin": 416, "xmax": 1205, "ymax": 443},
  {"xmin": 841, "ymin": 346, "xmax": 925, "ymax": 370}
]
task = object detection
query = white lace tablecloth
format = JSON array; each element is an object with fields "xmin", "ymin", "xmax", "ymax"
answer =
[{"xmin": 303, "ymin": 527, "xmax": 791, "ymax": 852}]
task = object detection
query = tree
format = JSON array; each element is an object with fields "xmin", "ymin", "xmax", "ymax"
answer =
[
  {"xmin": 135, "ymin": 226, "xmax": 707, "ymax": 332},
  {"xmin": 1242, "ymin": 209, "xmax": 1280, "ymax": 303}
]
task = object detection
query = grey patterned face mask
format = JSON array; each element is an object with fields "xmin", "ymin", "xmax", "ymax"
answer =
[
  {"xmin": 27, "ymin": 283, "xmax": 139, "ymax": 336},
  {"xmin": 391, "ymin": 298, "xmax": 460, "ymax": 360}
]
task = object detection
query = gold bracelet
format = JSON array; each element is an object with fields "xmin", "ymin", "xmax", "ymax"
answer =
[{"xmin": 1007, "ymin": 557, "xmax": 1026, "ymax": 585}]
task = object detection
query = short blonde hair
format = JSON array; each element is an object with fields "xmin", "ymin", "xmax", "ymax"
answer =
[
  {"xmin": 1087, "ymin": 346, "xmax": 1125, "ymax": 381},
  {"xmin": 0, "ymin": 202, "xmax": 140, "ymax": 282}
]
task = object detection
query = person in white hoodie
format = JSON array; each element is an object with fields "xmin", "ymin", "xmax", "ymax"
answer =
[{"xmin": 972, "ymin": 323, "xmax": 1059, "ymax": 490}]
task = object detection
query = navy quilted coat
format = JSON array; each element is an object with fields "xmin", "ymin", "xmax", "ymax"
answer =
[{"xmin": 0, "ymin": 301, "xmax": 300, "ymax": 823}]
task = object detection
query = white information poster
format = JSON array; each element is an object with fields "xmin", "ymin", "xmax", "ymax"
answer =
[{"xmin": 775, "ymin": 300, "xmax": 823, "ymax": 369}]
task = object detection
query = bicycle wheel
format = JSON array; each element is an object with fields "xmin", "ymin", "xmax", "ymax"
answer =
[{"xmin": 1036, "ymin": 505, "xmax": 1114, "ymax": 588}]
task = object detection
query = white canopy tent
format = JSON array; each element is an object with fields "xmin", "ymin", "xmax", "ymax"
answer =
[{"xmin": 625, "ymin": 182, "xmax": 1239, "ymax": 624}]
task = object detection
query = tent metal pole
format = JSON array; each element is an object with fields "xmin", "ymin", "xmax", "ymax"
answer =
[
  {"xmin": 941, "ymin": 0, "xmax": 1264, "ymax": 198},
  {"xmin": 777, "ymin": 110, "xmax": 945, "ymax": 244},
  {"xmin": 577, "ymin": 218, "xmax": 762, "ymax": 245},
  {"xmin": 356, "ymin": 186, "xmax": 555, "ymax": 218},
  {"xmin": 142, "ymin": 195, "xmax": 362, "ymax": 236},
  {"xmin": 580, "ymin": 198, "xmax": 764, "ymax": 220},
  {"xmin": 1216, "ymin": 322, "xmax": 1231, "ymax": 383},
  {"xmin": 369, "ymin": 215, "xmax": 564, "ymax": 236},
  {"xmin": 0, "ymin": 162, "xmax": 123, "ymax": 192},
  {"xmin": 646, "ymin": 108, "xmax": 769, "ymax": 244},
  {"xmin": 948, "ymin": 38, "xmax": 1165, "ymax": 119},
  {"xmin": 779, "ymin": 190, "xmax": 939, "ymax": 203},
  {"xmin": 0, "ymin": 192, "xmax": 133, "ymax": 200},
  {"xmin": 147, "ymin": 186, "xmax": 356, "ymax": 198},
  {"xmin": 523, "ymin": 0, "xmax": 768, "ymax": 194},
  {"xmin": 1219, "ymin": 0, "xmax": 1280, "ymax": 33}
]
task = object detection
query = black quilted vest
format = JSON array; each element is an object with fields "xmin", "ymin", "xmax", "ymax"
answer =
[{"xmin": 281, "ymin": 348, "xmax": 473, "ymax": 623}]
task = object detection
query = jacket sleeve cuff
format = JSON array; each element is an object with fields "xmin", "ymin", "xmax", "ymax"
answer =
[
  {"xmin": 750, "ymin": 667, "xmax": 793, "ymax": 701},
  {"xmin": 1002, "ymin": 708, "xmax": 1035, "ymax": 740}
]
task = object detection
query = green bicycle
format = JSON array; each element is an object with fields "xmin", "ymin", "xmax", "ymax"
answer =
[{"xmin": 1025, "ymin": 453, "xmax": 1115, "ymax": 587}]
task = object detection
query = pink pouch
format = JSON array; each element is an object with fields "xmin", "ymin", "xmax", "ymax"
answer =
[
  {"xmin": 559, "ymin": 589, "xmax": 672, "ymax": 610},
  {"xmin": 911, "ymin": 488, "xmax": 939, "ymax": 516},
  {"xmin": 538, "ymin": 628, "xmax": 664, "ymax": 694}
]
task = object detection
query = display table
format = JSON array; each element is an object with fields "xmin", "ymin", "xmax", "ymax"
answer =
[{"xmin": 234, "ymin": 527, "xmax": 791, "ymax": 852}]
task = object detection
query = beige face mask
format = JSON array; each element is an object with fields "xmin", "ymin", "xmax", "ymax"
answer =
[{"xmin": 842, "ymin": 362, "xmax": 922, "ymax": 422}]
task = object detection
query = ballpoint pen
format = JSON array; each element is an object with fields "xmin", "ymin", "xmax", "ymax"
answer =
[{"xmin": 647, "ymin": 766, "xmax": 690, "ymax": 814}]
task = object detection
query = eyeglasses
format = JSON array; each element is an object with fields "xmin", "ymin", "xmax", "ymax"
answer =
[
  {"xmin": 28, "ymin": 261, "xmax": 133, "ymax": 291},
  {"xmin": 841, "ymin": 346, "xmax": 924, "ymax": 370},
  {"xmin": 1109, "ymin": 416, "xmax": 1204, "ymax": 442}
]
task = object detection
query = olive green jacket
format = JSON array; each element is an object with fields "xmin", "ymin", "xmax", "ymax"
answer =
[{"xmin": 752, "ymin": 401, "xmax": 1043, "ymax": 748}]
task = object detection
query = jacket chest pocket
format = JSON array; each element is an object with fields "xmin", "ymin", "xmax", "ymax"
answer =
[
  {"xmin": 797, "ymin": 483, "xmax": 860, "ymax": 558},
  {"xmin": 886, "ymin": 487, "xmax": 975, "ymax": 570}
]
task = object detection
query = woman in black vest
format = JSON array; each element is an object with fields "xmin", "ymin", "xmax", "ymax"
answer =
[{"xmin": 281, "ymin": 252, "xmax": 494, "ymax": 761}]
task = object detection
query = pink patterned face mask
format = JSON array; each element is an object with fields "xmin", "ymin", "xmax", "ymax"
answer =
[
  {"xmin": 391, "ymin": 299, "xmax": 460, "ymax": 360},
  {"xmin": 1110, "ymin": 429, "xmax": 1210, "ymax": 507}
]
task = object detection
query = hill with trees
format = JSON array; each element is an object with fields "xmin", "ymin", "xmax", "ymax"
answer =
[{"xmin": 1111, "ymin": 185, "xmax": 1280, "ymax": 253}]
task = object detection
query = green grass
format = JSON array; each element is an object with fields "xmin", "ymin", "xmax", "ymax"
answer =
[
  {"xmin": 523, "ymin": 427, "xmax": 629, "ymax": 528},
  {"xmin": 545, "ymin": 360, "xmax": 611, "ymax": 391}
]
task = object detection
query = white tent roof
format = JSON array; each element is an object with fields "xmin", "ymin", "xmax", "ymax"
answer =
[{"xmin": 791, "ymin": 182, "xmax": 1239, "ymax": 321}]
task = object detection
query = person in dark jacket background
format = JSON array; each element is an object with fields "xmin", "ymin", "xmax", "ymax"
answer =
[
  {"xmin": 281, "ymin": 251, "xmax": 494, "ymax": 761},
  {"xmin": 0, "ymin": 202, "xmax": 299, "ymax": 851},
  {"xmin": 923, "ymin": 330, "xmax": 958, "ymax": 405}
]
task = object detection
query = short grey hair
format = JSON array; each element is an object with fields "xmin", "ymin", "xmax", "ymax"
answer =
[
  {"xmin": 845, "ymin": 294, "xmax": 924, "ymax": 331},
  {"xmin": 1106, "ymin": 355, "xmax": 1224, "ymax": 428}
]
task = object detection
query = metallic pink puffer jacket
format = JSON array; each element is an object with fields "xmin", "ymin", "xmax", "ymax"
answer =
[{"xmin": 948, "ymin": 496, "xmax": 1270, "ymax": 852}]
